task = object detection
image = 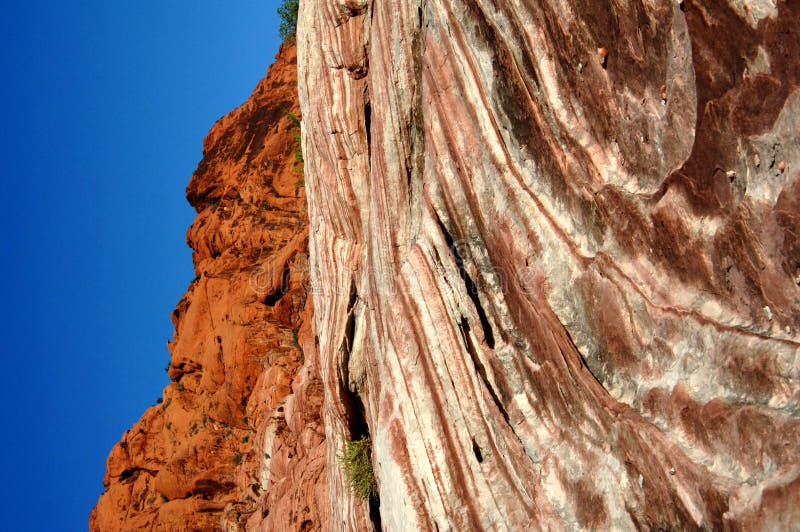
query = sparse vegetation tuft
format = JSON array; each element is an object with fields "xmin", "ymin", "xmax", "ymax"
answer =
[
  {"xmin": 285, "ymin": 110, "xmax": 305, "ymax": 194},
  {"xmin": 338, "ymin": 437, "xmax": 377, "ymax": 501},
  {"xmin": 292, "ymin": 326, "xmax": 305, "ymax": 363},
  {"xmin": 285, "ymin": 111, "xmax": 304, "ymax": 165}
]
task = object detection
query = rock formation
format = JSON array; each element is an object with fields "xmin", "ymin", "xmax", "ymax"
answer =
[
  {"xmin": 297, "ymin": 0, "xmax": 799, "ymax": 529},
  {"xmin": 95, "ymin": 0, "xmax": 800, "ymax": 529},
  {"xmin": 91, "ymin": 45, "xmax": 331, "ymax": 531}
]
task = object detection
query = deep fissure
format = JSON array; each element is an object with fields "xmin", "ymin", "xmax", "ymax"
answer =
[
  {"xmin": 263, "ymin": 265, "xmax": 291, "ymax": 306},
  {"xmin": 437, "ymin": 217, "xmax": 496, "ymax": 348},
  {"xmin": 364, "ymin": 100, "xmax": 372, "ymax": 156},
  {"xmin": 459, "ymin": 317, "xmax": 509, "ymax": 423},
  {"xmin": 337, "ymin": 282, "xmax": 382, "ymax": 529},
  {"xmin": 472, "ymin": 438, "xmax": 484, "ymax": 463}
]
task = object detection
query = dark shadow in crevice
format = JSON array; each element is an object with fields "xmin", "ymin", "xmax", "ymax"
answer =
[
  {"xmin": 345, "ymin": 393, "xmax": 381, "ymax": 531},
  {"xmin": 342, "ymin": 284, "xmax": 357, "ymax": 360},
  {"xmin": 339, "ymin": 363, "xmax": 382, "ymax": 531},
  {"xmin": 364, "ymin": 99, "xmax": 372, "ymax": 156},
  {"xmin": 436, "ymin": 217, "xmax": 495, "ymax": 348},
  {"xmin": 472, "ymin": 437, "xmax": 484, "ymax": 463},
  {"xmin": 264, "ymin": 265, "xmax": 291, "ymax": 306},
  {"xmin": 459, "ymin": 317, "xmax": 509, "ymax": 423},
  {"xmin": 337, "ymin": 282, "xmax": 381, "ymax": 530}
]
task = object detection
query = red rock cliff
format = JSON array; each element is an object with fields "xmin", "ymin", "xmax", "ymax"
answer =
[
  {"xmin": 91, "ymin": 45, "xmax": 330, "ymax": 531},
  {"xmin": 297, "ymin": 0, "xmax": 799, "ymax": 529}
]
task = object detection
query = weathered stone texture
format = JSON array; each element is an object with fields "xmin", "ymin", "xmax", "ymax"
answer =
[
  {"xmin": 91, "ymin": 45, "xmax": 330, "ymax": 531},
  {"xmin": 298, "ymin": 0, "xmax": 800, "ymax": 529}
]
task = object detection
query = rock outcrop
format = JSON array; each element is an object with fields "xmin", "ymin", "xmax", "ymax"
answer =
[
  {"xmin": 91, "ymin": 45, "xmax": 330, "ymax": 531},
  {"xmin": 94, "ymin": 1, "xmax": 800, "ymax": 530},
  {"xmin": 298, "ymin": 0, "xmax": 800, "ymax": 529}
]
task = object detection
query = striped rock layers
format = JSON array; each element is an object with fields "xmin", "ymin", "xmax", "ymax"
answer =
[{"xmin": 297, "ymin": 0, "xmax": 800, "ymax": 529}]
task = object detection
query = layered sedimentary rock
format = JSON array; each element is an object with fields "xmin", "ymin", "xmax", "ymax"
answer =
[
  {"xmin": 298, "ymin": 0, "xmax": 800, "ymax": 529},
  {"xmin": 91, "ymin": 45, "xmax": 330, "ymax": 531}
]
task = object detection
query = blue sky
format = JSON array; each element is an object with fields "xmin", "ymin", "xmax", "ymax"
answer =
[{"xmin": 0, "ymin": 2, "xmax": 284, "ymax": 528}]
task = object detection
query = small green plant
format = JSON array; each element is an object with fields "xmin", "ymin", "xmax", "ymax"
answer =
[
  {"xmin": 278, "ymin": 0, "xmax": 300, "ymax": 42},
  {"xmin": 291, "ymin": 326, "xmax": 304, "ymax": 363},
  {"xmin": 285, "ymin": 111, "xmax": 305, "ymax": 197},
  {"xmin": 285, "ymin": 110, "xmax": 304, "ymax": 166},
  {"xmin": 232, "ymin": 452, "xmax": 243, "ymax": 465},
  {"xmin": 338, "ymin": 436, "xmax": 377, "ymax": 501}
]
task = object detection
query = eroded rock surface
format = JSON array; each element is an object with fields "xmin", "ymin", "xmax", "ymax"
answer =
[
  {"xmin": 91, "ymin": 45, "xmax": 330, "ymax": 531},
  {"xmin": 298, "ymin": 0, "xmax": 800, "ymax": 529}
]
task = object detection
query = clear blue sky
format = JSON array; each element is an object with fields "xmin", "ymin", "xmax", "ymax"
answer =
[{"xmin": 0, "ymin": 2, "xmax": 284, "ymax": 528}]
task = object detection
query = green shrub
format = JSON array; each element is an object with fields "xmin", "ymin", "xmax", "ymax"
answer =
[
  {"xmin": 278, "ymin": 0, "xmax": 300, "ymax": 42},
  {"xmin": 285, "ymin": 110, "xmax": 305, "ymax": 197},
  {"xmin": 338, "ymin": 436, "xmax": 377, "ymax": 501},
  {"xmin": 285, "ymin": 110, "xmax": 304, "ymax": 166}
]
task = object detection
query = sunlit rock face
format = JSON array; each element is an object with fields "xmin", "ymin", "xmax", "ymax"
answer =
[
  {"xmin": 298, "ymin": 0, "xmax": 800, "ymax": 529},
  {"xmin": 91, "ymin": 45, "xmax": 331, "ymax": 531}
]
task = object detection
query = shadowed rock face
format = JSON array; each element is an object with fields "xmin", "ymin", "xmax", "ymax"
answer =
[
  {"xmin": 91, "ymin": 46, "xmax": 331, "ymax": 531},
  {"xmin": 298, "ymin": 0, "xmax": 799, "ymax": 529}
]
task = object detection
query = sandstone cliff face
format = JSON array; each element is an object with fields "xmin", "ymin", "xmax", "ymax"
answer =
[
  {"xmin": 91, "ymin": 45, "xmax": 330, "ymax": 531},
  {"xmin": 298, "ymin": 0, "xmax": 800, "ymax": 529}
]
